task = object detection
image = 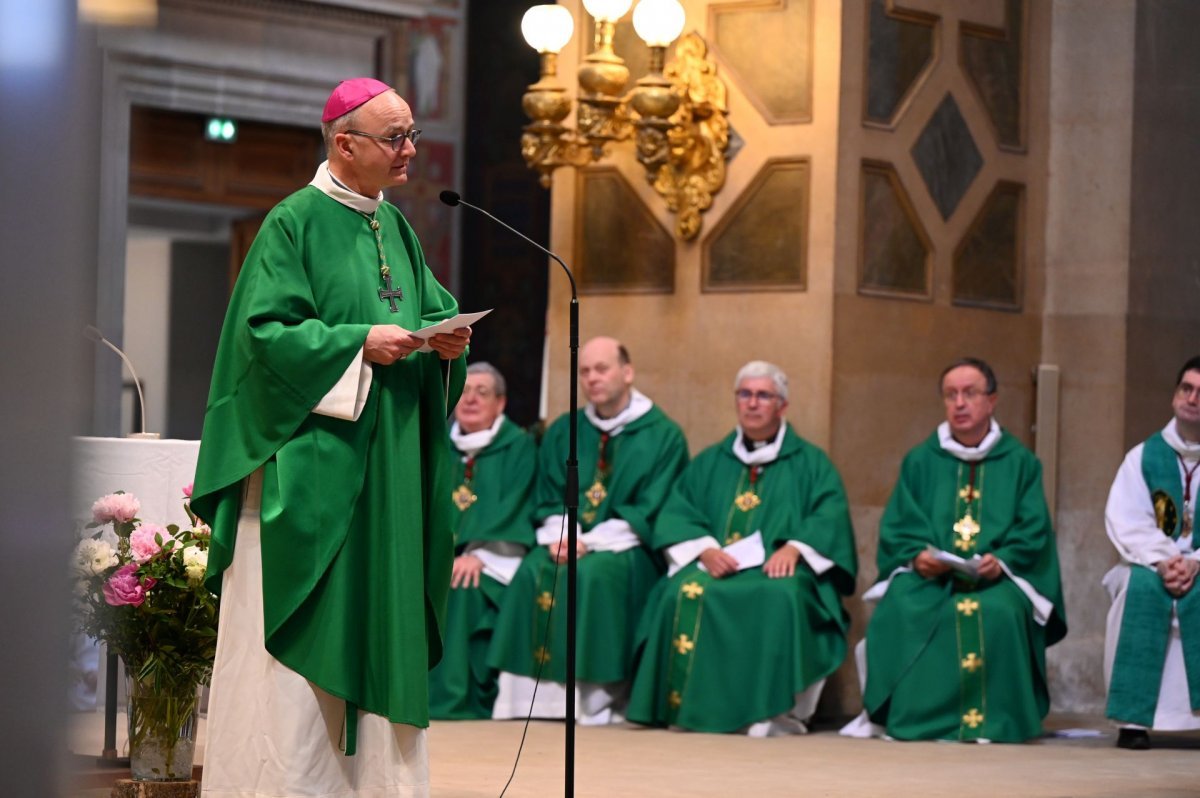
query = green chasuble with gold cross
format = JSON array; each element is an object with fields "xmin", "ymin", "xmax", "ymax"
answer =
[
  {"xmin": 487, "ymin": 404, "xmax": 689, "ymax": 684},
  {"xmin": 862, "ymin": 430, "xmax": 1066, "ymax": 742},
  {"xmin": 191, "ymin": 185, "xmax": 466, "ymax": 734},
  {"xmin": 429, "ymin": 417, "xmax": 537, "ymax": 719},
  {"xmin": 626, "ymin": 426, "xmax": 857, "ymax": 733}
]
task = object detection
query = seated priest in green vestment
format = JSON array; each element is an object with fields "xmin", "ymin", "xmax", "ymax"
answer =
[
  {"xmin": 1103, "ymin": 355, "xmax": 1200, "ymax": 750},
  {"xmin": 627, "ymin": 360, "xmax": 858, "ymax": 735},
  {"xmin": 429, "ymin": 362, "xmax": 536, "ymax": 719},
  {"xmin": 488, "ymin": 337, "xmax": 689, "ymax": 724},
  {"xmin": 190, "ymin": 79, "xmax": 470, "ymax": 798},
  {"xmin": 842, "ymin": 357, "xmax": 1066, "ymax": 743}
]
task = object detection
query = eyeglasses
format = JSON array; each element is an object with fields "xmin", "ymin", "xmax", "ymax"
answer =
[
  {"xmin": 942, "ymin": 388, "xmax": 990, "ymax": 403},
  {"xmin": 461, "ymin": 385, "xmax": 497, "ymax": 399},
  {"xmin": 734, "ymin": 389, "xmax": 779, "ymax": 403},
  {"xmin": 345, "ymin": 128, "xmax": 422, "ymax": 151}
]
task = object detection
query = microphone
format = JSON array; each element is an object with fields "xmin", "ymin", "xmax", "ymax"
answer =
[
  {"xmin": 84, "ymin": 325, "xmax": 155, "ymax": 438},
  {"xmin": 439, "ymin": 190, "xmax": 577, "ymax": 299}
]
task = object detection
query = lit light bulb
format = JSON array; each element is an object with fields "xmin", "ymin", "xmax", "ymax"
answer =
[
  {"xmin": 521, "ymin": 5, "xmax": 574, "ymax": 54},
  {"xmin": 632, "ymin": 0, "xmax": 685, "ymax": 47},
  {"xmin": 582, "ymin": 0, "xmax": 633, "ymax": 23}
]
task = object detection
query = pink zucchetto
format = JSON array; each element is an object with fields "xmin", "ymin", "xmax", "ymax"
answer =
[{"xmin": 321, "ymin": 77, "xmax": 393, "ymax": 123}]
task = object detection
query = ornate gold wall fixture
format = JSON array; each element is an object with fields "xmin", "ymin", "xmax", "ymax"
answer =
[{"xmin": 520, "ymin": 1, "xmax": 730, "ymax": 240}]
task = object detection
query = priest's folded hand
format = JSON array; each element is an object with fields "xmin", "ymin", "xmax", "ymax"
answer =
[
  {"xmin": 975, "ymin": 553, "xmax": 1003, "ymax": 581},
  {"xmin": 699, "ymin": 548, "xmax": 739, "ymax": 579},
  {"xmin": 450, "ymin": 553, "xmax": 485, "ymax": 589},
  {"xmin": 364, "ymin": 324, "xmax": 423, "ymax": 364},
  {"xmin": 763, "ymin": 545, "xmax": 801, "ymax": 579},
  {"xmin": 913, "ymin": 550, "xmax": 952, "ymax": 579}
]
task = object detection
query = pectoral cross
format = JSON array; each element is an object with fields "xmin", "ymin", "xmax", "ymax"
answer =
[{"xmin": 378, "ymin": 274, "xmax": 404, "ymax": 312}]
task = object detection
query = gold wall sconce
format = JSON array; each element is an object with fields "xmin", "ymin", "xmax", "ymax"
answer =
[{"xmin": 520, "ymin": 0, "xmax": 730, "ymax": 240}]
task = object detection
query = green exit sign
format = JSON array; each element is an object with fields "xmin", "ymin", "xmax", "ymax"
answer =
[{"xmin": 205, "ymin": 117, "xmax": 237, "ymax": 143}]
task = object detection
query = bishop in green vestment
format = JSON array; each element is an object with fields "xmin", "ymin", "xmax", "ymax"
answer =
[
  {"xmin": 488, "ymin": 337, "xmax": 689, "ymax": 723},
  {"xmin": 851, "ymin": 358, "xmax": 1066, "ymax": 744},
  {"xmin": 627, "ymin": 361, "xmax": 857, "ymax": 735},
  {"xmin": 429, "ymin": 363, "xmax": 536, "ymax": 719},
  {"xmin": 1103, "ymin": 356, "xmax": 1200, "ymax": 750},
  {"xmin": 191, "ymin": 81, "xmax": 469, "ymax": 797}
]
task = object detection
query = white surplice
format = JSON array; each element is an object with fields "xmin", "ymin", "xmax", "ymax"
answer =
[{"xmin": 1102, "ymin": 418, "xmax": 1200, "ymax": 731}]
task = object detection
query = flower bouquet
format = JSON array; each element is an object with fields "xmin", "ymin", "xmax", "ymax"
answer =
[{"xmin": 71, "ymin": 486, "xmax": 219, "ymax": 781}]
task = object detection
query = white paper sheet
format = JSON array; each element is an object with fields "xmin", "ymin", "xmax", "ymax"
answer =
[
  {"xmin": 927, "ymin": 545, "xmax": 982, "ymax": 578},
  {"xmin": 414, "ymin": 309, "xmax": 493, "ymax": 352}
]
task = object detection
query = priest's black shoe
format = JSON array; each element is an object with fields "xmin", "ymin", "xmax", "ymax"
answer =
[{"xmin": 1116, "ymin": 728, "xmax": 1151, "ymax": 750}]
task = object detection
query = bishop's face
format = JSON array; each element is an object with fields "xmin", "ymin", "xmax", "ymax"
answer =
[
  {"xmin": 455, "ymin": 372, "xmax": 505, "ymax": 434},
  {"xmin": 1173, "ymin": 368, "xmax": 1200, "ymax": 432},
  {"xmin": 941, "ymin": 365, "xmax": 997, "ymax": 446},
  {"xmin": 735, "ymin": 376, "xmax": 786, "ymax": 442},
  {"xmin": 338, "ymin": 92, "xmax": 417, "ymax": 195}
]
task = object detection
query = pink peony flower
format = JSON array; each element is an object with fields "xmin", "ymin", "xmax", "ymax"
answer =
[
  {"xmin": 182, "ymin": 482, "xmax": 193, "ymax": 499},
  {"xmin": 91, "ymin": 492, "xmax": 140, "ymax": 525},
  {"xmin": 129, "ymin": 523, "xmax": 168, "ymax": 564},
  {"xmin": 192, "ymin": 523, "xmax": 211, "ymax": 539},
  {"xmin": 102, "ymin": 564, "xmax": 156, "ymax": 607}
]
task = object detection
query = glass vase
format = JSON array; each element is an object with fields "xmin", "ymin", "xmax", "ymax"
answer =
[{"xmin": 125, "ymin": 671, "xmax": 202, "ymax": 781}]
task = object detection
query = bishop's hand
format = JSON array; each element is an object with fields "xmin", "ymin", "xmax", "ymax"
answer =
[
  {"xmin": 913, "ymin": 550, "xmax": 952, "ymax": 579},
  {"xmin": 428, "ymin": 326, "xmax": 471, "ymax": 360},
  {"xmin": 699, "ymin": 548, "xmax": 739, "ymax": 579},
  {"xmin": 364, "ymin": 324, "xmax": 423, "ymax": 364}
]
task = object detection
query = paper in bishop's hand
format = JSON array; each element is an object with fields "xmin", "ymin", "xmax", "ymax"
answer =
[
  {"xmin": 414, "ymin": 309, "xmax": 492, "ymax": 353},
  {"xmin": 697, "ymin": 530, "xmax": 766, "ymax": 573},
  {"xmin": 927, "ymin": 545, "xmax": 982, "ymax": 578}
]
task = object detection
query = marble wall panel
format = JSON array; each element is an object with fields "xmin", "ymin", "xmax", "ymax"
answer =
[
  {"xmin": 952, "ymin": 181, "xmax": 1023, "ymax": 310},
  {"xmin": 710, "ymin": 0, "xmax": 813, "ymax": 124},
  {"xmin": 864, "ymin": 0, "xmax": 936, "ymax": 126},
  {"xmin": 960, "ymin": 0, "xmax": 1026, "ymax": 149},
  {"xmin": 703, "ymin": 159, "xmax": 809, "ymax": 292},
  {"xmin": 576, "ymin": 168, "xmax": 675, "ymax": 294},
  {"xmin": 858, "ymin": 160, "xmax": 931, "ymax": 298}
]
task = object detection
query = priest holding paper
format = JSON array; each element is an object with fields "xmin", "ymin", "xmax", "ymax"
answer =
[
  {"xmin": 626, "ymin": 361, "xmax": 857, "ymax": 735},
  {"xmin": 429, "ymin": 362, "xmax": 536, "ymax": 719},
  {"xmin": 850, "ymin": 357, "xmax": 1066, "ymax": 743},
  {"xmin": 192, "ymin": 78, "xmax": 469, "ymax": 798},
  {"xmin": 1103, "ymin": 355, "xmax": 1200, "ymax": 749}
]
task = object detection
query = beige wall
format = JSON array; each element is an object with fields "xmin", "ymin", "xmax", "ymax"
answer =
[{"xmin": 543, "ymin": 0, "xmax": 844, "ymax": 454}]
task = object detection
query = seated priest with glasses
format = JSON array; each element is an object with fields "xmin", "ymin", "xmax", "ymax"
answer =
[
  {"xmin": 626, "ymin": 360, "xmax": 857, "ymax": 735},
  {"xmin": 488, "ymin": 336, "xmax": 689, "ymax": 724},
  {"xmin": 428, "ymin": 362, "xmax": 536, "ymax": 719},
  {"xmin": 843, "ymin": 357, "xmax": 1066, "ymax": 743}
]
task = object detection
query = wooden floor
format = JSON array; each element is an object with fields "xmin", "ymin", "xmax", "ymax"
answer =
[{"xmin": 67, "ymin": 713, "xmax": 1200, "ymax": 797}]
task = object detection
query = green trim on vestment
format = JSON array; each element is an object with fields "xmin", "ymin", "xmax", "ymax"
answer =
[
  {"xmin": 191, "ymin": 187, "xmax": 466, "ymax": 745},
  {"xmin": 1143, "ymin": 433, "xmax": 1184, "ymax": 539}
]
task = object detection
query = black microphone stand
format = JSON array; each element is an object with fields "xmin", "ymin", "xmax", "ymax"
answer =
[{"xmin": 439, "ymin": 192, "xmax": 579, "ymax": 798}]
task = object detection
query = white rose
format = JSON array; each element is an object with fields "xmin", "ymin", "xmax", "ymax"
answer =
[
  {"xmin": 72, "ymin": 539, "xmax": 118, "ymax": 577},
  {"xmin": 182, "ymin": 546, "xmax": 208, "ymax": 585}
]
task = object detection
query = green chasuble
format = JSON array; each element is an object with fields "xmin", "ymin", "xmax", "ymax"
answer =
[
  {"xmin": 429, "ymin": 417, "xmax": 537, "ymax": 719},
  {"xmin": 191, "ymin": 186, "xmax": 466, "ymax": 734},
  {"xmin": 626, "ymin": 426, "xmax": 857, "ymax": 733},
  {"xmin": 863, "ymin": 430, "xmax": 1066, "ymax": 742},
  {"xmin": 487, "ymin": 405, "xmax": 689, "ymax": 684}
]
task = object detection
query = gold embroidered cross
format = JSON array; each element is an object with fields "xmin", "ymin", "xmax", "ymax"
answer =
[
  {"xmin": 673, "ymin": 634, "xmax": 695, "ymax": 655},
  {"xmin": 536, "ymin": 591, "xmax": 554, "ymax": 611},
  {"xmin": 953, "ymin": 512, "xmax": 980, "ymax": 544},
  {"xmin": 956, "ymin": 598, "xmax": 980, "ymax": 616},
  {"xmin": 959, "ymin": 485, "xmax": 981, "ymax": 503},
  {"xmin": 733, "ymin": 491, "xmax": 761, "ymax": 512},
  {"xmin": 533, "ymin": 646, "xmax": 551, "ymax": 665},
  {"xmin": 452, "ymin": 485, "xmax": 478, "ymax": 511},
  {"xmin": 962, "ymin": 708, "xmax": 984, "ymax": 728},
  {"xmin": 724, "ymin": 532, "xmax": 743, "ymax": 545},
  {"xmin": 586, "ymin": 480, "xmax": 608, "ymax": 507},
  {"xmin": 681, "ymin": 581, "xmax": 705, "ymax": 599},
  {"xmin": 668, "ymin": 691, "xmax": 682, "ymax": 709},
  {"xmin": 961, "ymin": 652, "xmax": 983, "ymax": 673}
]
